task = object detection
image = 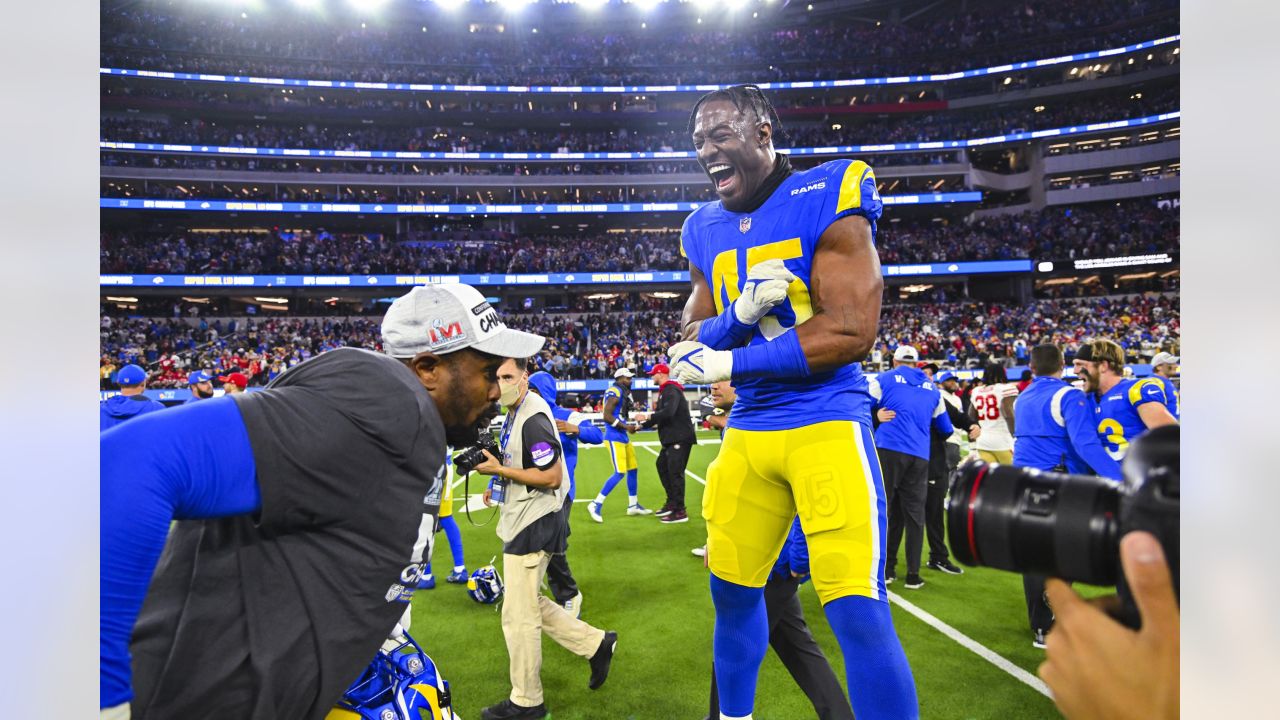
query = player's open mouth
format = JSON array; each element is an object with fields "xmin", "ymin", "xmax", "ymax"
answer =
[{"xmin": 707, "ymin": 163, "xmax": 737, "ymax": 192}]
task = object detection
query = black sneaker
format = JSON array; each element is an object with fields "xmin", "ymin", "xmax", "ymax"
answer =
[
  {"xmin": 904, "ymin": 574, "xmax": 925, "ymax": 590},
  {"xmin": 660, "ymin": 509, "xmax": 689, "ymax": 524},
  {"xmin": 1033, "ymin": 629, "xmax": 1048, "ymax": 649},
  {"xmin": 885, "ymin": 568, "xmax": 897, "ymax": 585},
  {"xmin": 480, "ymin": 699, "xmax": 547, "ymax": 720},
  {"xmin": 654, "ymin": 503, "xmax": 674, "ymax": 518},
  {"xmin": 927, "ymin": 559, "xmax": 965, "ymax": 575},
  {"xmin": 588, "ymin": 630, "xmax": 618, "ymax": 690}
]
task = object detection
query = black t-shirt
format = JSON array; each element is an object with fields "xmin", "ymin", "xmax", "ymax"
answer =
[
  {"xmin": 503, "ymin": 413, "xmax": 567, "ymax": 556},
  {"xmin": 129, "ymin": 348, "xmax": 447, "ymax": 720}
]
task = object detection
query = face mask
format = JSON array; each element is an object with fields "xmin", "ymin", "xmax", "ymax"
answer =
[{"xmin": 499, "ymin": 379, "xmax": 523, "ymax": 408}]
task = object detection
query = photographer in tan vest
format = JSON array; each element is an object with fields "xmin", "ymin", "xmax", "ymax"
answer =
[{"xmin": 472, "ymin": 356, "xmax": 619, "ymax": 720}]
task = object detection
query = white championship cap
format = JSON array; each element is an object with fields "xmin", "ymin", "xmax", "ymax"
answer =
[
  {"xmin": 614, "ymin": 367, "xmax": 635, "ymax": 378},
  {"xmin": 893, "ymin": 345, "xmax": 919, "ymax": 362},
  {"xmin": 381, "ymin": 284, "xmax": 546, "ymax": 359},
  {"xmin": 1150, "ymin": 352, "xmax": 1180, "ymax": 367}
]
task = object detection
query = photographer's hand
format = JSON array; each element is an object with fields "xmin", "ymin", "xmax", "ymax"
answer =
[
  {"xmin": 1039, "ymin": 532, "xmax": 1179, "ymax": 720},
  {"xmin": 472, "ymin": 450, "xmax": 503, "ymax": 478}
]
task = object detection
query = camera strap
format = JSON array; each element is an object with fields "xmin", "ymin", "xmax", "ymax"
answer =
[{"xmin": 462, "ymin": 471, "xmax": 500, "ymax": 528}]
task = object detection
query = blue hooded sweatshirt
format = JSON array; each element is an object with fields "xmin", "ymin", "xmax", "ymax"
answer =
[
  {"xmin": 527, "ymin": 371, "xmax": 603, "ymax": 501},
  {"xmin": 100, "ymin": 394, "xmax": 167, "ymax": 431}
]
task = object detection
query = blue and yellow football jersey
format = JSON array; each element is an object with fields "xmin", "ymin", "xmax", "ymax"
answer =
[
  {"xmin": 1092, "ymin": 378, "xmax": 1168, "ymax": 461},
  {"xmin": 602, "ymin": 382, "xmax": 632, "ymax": 443},
  {"xmin": 1155, "ymin": 375, "xmax": 1180, "ymax": 419},
  {"xmin": 681, "ymin": 158, "xmax": 883, "ymax": 432}
]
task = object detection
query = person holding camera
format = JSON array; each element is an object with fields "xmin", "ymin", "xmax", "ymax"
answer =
[{"xmin": 472, "ymin": 357, "xmax": 618, "ymax": 720}]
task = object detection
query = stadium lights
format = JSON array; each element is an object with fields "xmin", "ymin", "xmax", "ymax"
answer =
[
  {"xmin": 434, "ymin": 0, "xmax": 467, "ymax": 9},
  {"xmin": 496, "ymin": 0, "xmax": 536, "ymax": 10},
  {"xmin": 628, "ymin": 0, "xmax": 663, "ymax": 9},
  {"xmin": 348, "ymin": 0, "xmax": 391, "ymax": 11},
  {"xmin": 578, "ymin": 0, "xmax": 609, "ymax": 9},
  {"xmin": 254, "ymin": 297, "xmax": 289, "ymax": 304},
  {"xmin": 725, "ymin": 0, "xmax": 749, "ymax": 11},
  {"xmin": 291, "ymin": 0, "xmax": 321, "ymax": 8}
]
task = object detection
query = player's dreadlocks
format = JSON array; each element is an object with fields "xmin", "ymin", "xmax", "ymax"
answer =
[{"xmin": 687, "ymin": 84, "xmax": 785, "ymax": 143}]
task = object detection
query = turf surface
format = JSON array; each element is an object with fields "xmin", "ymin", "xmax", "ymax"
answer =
[{"xmin": 410, "ymin": 430, "xmax": 1070, "ymax": 719}]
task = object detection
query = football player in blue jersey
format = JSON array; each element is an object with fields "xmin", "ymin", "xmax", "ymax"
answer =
[
  {"xmin": 588, "ymin": 367, "xmax": 653, "ymax": 521},
  {"xmin": 1075, "ymin": 339, "xmax": 1178, "ymax": 465},
  {"xmin": 668, "ymin": 85, "xmax": 916, "ymax": 720},
  {"xmin": 1150, "ymin": 351, "xmax": 1181, "ymax": 420}
]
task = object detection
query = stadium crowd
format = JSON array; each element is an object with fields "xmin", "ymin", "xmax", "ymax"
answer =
[
  {"xmin": 100, "ymin": 85, "xmax": 1177, "ymax": 152},
  {"xmin": 101, "ymin": 0, "xmax": 1177, "ymax": 86},
  {"xmin": 101, "ymin": 292, "xmax": 1178, "ymax": 388},
  {"xmin": 99, "ymin": 198, "xmax": 1179, "ymax": 274}
]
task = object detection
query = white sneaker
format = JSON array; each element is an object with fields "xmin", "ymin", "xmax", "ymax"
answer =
[
  {"xmin": 691, "ymin": 546, "xmax": 706, "ymax": 558},
  {"xmin": 562, "ymin": 591, "xmax": 584, "ymax": 618},
  {"xmin": 588, "ymin": 501, "xmax": 603, "ymax": 523},
  {"xmin": 626, "ymin": 503, "xmax": 653, "ymax": 516}
]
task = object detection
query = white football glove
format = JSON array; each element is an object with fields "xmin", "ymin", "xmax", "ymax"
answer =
[
  {"xmin": 669, "ymin": 340, "xmax": 733, "ymax": 385},
  {"xmin": 733, "ymin": 259, "xmax": 797, "ymax": 326}
]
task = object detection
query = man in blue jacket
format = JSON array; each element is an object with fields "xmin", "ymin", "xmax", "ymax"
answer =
[
  {"xmin": 100, "ymin": 364, "xmax": 166, "ymax": 431},
  {"xmin": 1013, "ymin": 343, "xmax": 1124, "ymax": 648},
  {"xmin": 528, "ymin": 371, "xmax": 604, "ymax": 616},
  {"xmin": 869, "ymin": 346, "xmax": 954, "ymax": 590}
]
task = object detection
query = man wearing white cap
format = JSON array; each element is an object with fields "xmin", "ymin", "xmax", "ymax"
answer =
[
  {"xmin": 101, "ymin": 283, "xmax": 545, "ymax": 720},
  {"xmin": 867, "ymin": 345, "xmax": 955, "ymax": 590},
  {"xmin": 587, "ymin": 366, "xmax": 653, "ymax": 522},
  {"xmin": 1150, "ymin": 351, "xmax": 1180, "ymax": 419}
]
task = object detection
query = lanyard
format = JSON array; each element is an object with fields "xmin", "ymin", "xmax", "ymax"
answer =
[{"xmin": 499, "ymin": 394, "xmax": 524, "ymax": 453}]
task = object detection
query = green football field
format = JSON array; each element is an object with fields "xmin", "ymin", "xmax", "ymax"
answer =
[{"xmin": 410, "ymin": 430, "xmax": 1069, "ymax": 720}]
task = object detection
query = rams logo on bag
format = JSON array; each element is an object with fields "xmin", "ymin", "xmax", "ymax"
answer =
[{"xmin": 325, "ymin": 631, "xmax": 456, "ymax": 720}]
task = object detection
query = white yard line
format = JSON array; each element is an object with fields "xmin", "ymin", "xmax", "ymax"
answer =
[
  {"xmin": 887, "ymin": 590, "xmax": 1053, "ymax": 698},
  {"xmin": 637, "ymin": 444, "xmax": 708, "ymax": 486}
]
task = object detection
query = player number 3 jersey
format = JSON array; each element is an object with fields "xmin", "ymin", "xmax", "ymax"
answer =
[{"xmin": 680, "ymin": 158, "xmax": 884, "ymax": 431}]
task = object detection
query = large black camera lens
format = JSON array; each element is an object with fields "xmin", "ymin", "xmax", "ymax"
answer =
[{"xmin": 946, "ymin": 461, "xmax": 1121, "ymax": 586}]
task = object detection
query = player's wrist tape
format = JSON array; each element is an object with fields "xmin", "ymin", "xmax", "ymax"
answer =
[
  {"xmin": 697, "ymin": 302, "xmax": 756, "ymax": 351},
  {"xmin": 730, "ymin": 331, "xmax": 811, "ymax": 380}
]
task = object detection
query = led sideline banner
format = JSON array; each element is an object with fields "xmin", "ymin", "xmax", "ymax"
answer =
[
  {"xmin": 98, "ymin": 260, "xmax": 1030, "ymax": 288},
  {"xmin": 99, "ymin": 191, "xmax": 984, "ymax": 214},
  {"xmin": 99, "ymin": 35, "xmax": 1179, "ymax": 95},
  {"xmin": 100, "ymin": 112, "xmax": 1180, "ymax": 162}
]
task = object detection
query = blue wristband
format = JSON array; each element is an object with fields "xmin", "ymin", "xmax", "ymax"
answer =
[
  {"xmin": 730, "ymin": 331, "xmax": 811, "ymax": 380},
  {"xmin": 697, "ymin": 302, "xmax": 756, "ymax": 351}
]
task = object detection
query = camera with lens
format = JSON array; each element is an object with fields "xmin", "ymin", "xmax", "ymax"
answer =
[
  {"xmin": 453, "ymin": 403, "xmax": 501, "ymax": 476},
  {"xmin": 946, "ymin": 425, "xmax": 1178, "ymax": 629}
]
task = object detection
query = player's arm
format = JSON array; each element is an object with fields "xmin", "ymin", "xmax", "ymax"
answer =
[
  {"xmin": 932, "ymin": 395, "xmax": 956, "ymax": 436},
  {"xmin": 569, "ymin": 411, "xmax": 604, "ymax": 445},
  {"xmin": 601, "ymin": 392, "xmax": 624, "ymax": 430},
  {"xmin": 1061, "ymin": 390, "xmax": 1123, "ymax": 480},
  {"xmin": 680, "ymin": 263, "xmax": 722, "ymax": 343},
  {"xmin": 1002, "ymin": 394, "xmax": 1017, "ymax": 435},
  {"xmin": 786, "ymin": 518, "xmax": 810, "ymax": 578},
  {"xmin": 682, "ymin": 258, "xmax": 796, "ymax": 350},
  {"xmin": 1129, "ymin": 378, "xmax": 1178, "ymax": 429},
  {"xmin": 101, "ymin": 398, "xmax": 262, "ymax": 710},
  {"xmin": 706, "ymin": 412, "xmax": 729, "ymax": 431},
  {"xmin": 708, "ymin": 215, "xmax": 879, "ymax": 380}
]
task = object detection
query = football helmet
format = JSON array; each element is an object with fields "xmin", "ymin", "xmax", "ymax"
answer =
[
  {"xmin": 325, "ymin": 631, "xmax": 457, "ymax": 720},
  {"xmin": 466, "ymin": 564, "xmax": 503, "ymax": 604}
]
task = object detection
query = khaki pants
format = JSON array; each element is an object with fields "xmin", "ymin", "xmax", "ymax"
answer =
[
  {"xmin": 502, "ymin": 551, "xmax": 606, "ymax": 706},
  {"xmin": 976, "ymin": 449, "xmax": 1014, "ymax": 465}
]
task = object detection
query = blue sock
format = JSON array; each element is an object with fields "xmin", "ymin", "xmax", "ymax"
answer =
[
  {"xmin": 599, "ymin": 472, "xmax": 624, "ymax": 499},
  {"xmin": 440, "ymin": 515, "xmax": 464, "ymax": 569},
  {"xmin": 710, "ymin": 575, "xmax": 768, "ymax": 717},
  {"xmin": 625, "ymin": 468, "xmax": 638, "ymax": 497},
  {"xmin": 823, "ymin": 595, "xmax": 918, "ymax": 720}
]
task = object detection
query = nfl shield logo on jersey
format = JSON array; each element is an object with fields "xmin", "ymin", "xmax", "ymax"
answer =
[{"xmin": 739, "ymin": 217, "xmax": 751, "ymax": 233}]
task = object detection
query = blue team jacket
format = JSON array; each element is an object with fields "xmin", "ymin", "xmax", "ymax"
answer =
[
  {"xmin": 869, "ymin": 366, "xmax": 954, "ymax": 460},
  {"xmin": 1012, "ymin": 375, "xmax": 1123, "ymax": 479}
]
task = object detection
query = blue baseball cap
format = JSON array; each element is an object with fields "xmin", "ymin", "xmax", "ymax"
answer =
[
  {"xmin": 936, "ymin": 371, "xmax": 957, "ymax": 384},
  {"xmin": 116, "ymin": 364, "xmax": 147, "ymax": 386},
  {"xmin": 188, "ymin": 370, "xmax": 212, "ymax": 384}
]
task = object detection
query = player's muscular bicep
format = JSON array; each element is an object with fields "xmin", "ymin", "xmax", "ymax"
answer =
[
  {"xmin": 682, "ymin": 264, "xmax": 717, "ymax": 341},
  {"xmin": 795, "ymin": 214, "xmax": 883, "ymax": 372}
]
